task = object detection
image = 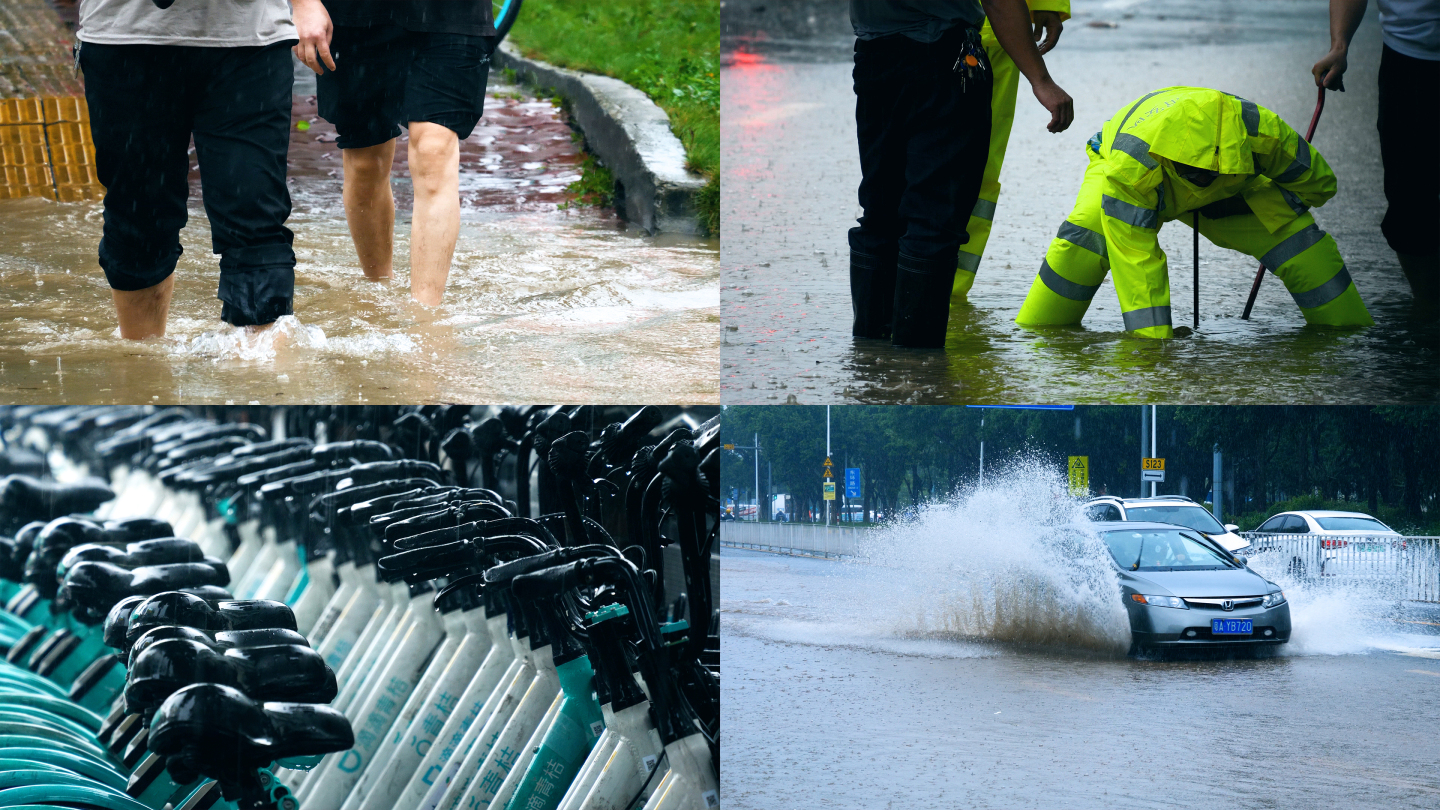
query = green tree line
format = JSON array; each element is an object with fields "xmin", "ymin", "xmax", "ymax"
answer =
[{"xmin": 720, "ymin": 406, "xmax": 1440, "ymax": 534}]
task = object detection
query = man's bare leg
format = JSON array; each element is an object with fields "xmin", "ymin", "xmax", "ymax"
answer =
[
  {"xmin": 407, "ymin": 121, "xmax": 460, "ymax": 306},
  {"xmin": 342, "ymin": 139, "xmax": 398, "ymax": 280},
  {"xmin": 112, "ymin": 274, "xmax": 176, "ymax": 339}
]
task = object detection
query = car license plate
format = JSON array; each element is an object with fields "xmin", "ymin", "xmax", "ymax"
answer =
[{"xmin": 1212, "ymin": 618, "xmax": 1253, "ymax": 635}]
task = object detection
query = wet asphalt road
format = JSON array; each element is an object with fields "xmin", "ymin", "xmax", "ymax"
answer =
[
  {"xmin": 721, "ymin": 548, "xmax": 1440, "ymax": 809},
  {"xmin": 719, "ymin": 0, "xmax": 1440, "ymax": 404}
]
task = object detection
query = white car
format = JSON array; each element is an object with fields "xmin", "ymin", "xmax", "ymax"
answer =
[
  {"xmin": 1251, "ymin": 510, "xmax": 1405, "ymax": 578},
  {"xmin": 1083, "ymin": 496, "xmax": 1250, "ymax": 553}
]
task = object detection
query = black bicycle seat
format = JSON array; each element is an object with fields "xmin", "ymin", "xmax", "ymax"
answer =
[
  {"xmin": 62, "ymin": 561, "xmax": 232, "ymax": 623},
  {"xmin": 149, "ymin": 683, "xmax": 353, "ymax": 801},
  {"xmin": 124, "ymin": 592, "xmax": 297, "ymax": 648},
  {"xmin": 126, "ymin": 639, "xmax": 336, "ymax": 716},
  {"xmin": 129, "ymin": 625, "xmax": 310, "ymax": 668},
  {"xmin": 59, "ymin": 538, "xmax": 217, "ymax": 581}
]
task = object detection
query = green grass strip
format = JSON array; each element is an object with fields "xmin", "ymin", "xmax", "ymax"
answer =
[{"xmin": 508, "ymin": 0, "xmax": 719, "ymax": 235}]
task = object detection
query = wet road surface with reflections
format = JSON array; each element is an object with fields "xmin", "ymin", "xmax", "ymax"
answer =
[{"xmin": 721, "ymin": 548, "xmax": 1440, "ymax": 809}]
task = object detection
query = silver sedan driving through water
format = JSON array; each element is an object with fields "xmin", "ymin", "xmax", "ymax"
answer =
[{"xmin": 1090, "ymin": 521, "xmax": 1292, "ymax": 652}]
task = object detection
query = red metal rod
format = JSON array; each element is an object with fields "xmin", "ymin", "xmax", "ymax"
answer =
[{"xmin": 1242, "ymin": 86, "xmax": 1326, "ymax": 320}]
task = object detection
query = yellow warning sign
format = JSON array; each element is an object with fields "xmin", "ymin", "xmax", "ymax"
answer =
[{"xmin": 1068, "ymin": 456, "xmax": 1089, "ymax": 496}]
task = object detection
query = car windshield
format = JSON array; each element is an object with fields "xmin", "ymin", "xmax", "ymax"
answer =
[
  {"xmin": 1101, "ymin": 529, "xmax": 1235, "ymax": 571},
  {"xmin": 1125, "ymin": 505, "xmax": 1227, "ymax": 534},
  {"xmin": 1315, "ymin": 516, "xmax": 1392, "ymax": 532}
]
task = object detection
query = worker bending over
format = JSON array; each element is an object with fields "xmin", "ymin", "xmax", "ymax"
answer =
[{"xmin": 1017, "ymin": 86, "xmax": 1372, "ymax": 338}]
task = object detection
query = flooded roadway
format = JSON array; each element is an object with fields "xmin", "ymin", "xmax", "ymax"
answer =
[
  {"xmin": 720, "ymin": 0, "xmax": 1439, "ymax": 403},
  {"xmin": 722, "ymin": 547, "xmax": 1440, "ymax": 810},
  {"xmin": 0, "ymin": 70, "xmax": 719, "ymax": 404}
]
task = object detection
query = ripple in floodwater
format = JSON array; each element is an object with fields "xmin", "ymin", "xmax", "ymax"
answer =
[{"xmin": 0, "ymin": 83, "xmax": 718, "ymax": 404}]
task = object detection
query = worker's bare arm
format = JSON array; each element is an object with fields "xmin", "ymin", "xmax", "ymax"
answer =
[
  {"xmin": 981, "ymin": 0, "xmax": 1073, "ymax": 132},
  {"xmin": 1312, "ymin": 0, "xmax": 1367, "ymax": 90}
]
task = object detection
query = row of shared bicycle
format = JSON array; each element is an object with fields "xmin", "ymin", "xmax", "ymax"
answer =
[{"xmin": 0, "ymin": 405, "xmax": 720, "ymax": 810}]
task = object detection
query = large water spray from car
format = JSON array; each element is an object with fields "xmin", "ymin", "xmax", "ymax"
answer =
[{"xmin": 854, "ymin": 458, "xmax": 1134, "ymax": 656}]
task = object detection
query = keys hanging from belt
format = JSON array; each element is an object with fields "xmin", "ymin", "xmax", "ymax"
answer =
[{"xmin": 952, "ymin": 26, "xmax": 990, "ymax": 92}]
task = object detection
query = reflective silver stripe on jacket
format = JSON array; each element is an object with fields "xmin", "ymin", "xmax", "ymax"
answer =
[
  {"xmin": 1038, "ymin": 259, "xmax": 1101, "ymax": 301},
  {"xmin": 1274, "ymin": 139, "xmax": 1312, "ymax": 183},
  {"xmin": 957, "ymin": 251, "xmax": 981, "ymax": 273},
  {"xmin": 971, "ymin": 198, "xmax": 997, "ymax": 221},
  {"xmin": 1261, "ymin": 223, "xmax": 1326, "ymax": 271},
  {"xmin": 1238, "ymin": 98, "xmax": 1260, "ymax": 136},
  {"xmin": 1102, "ymin": 194, "xmax": 1160, "ymax": 229},
  {"xmin": 1116, "ymin": 90, "xmax": 1167, "ymax": 132},
  {"xmin": 1122, "ymin": 305, "xmax": 1172, "ymax": 331},
  {"xmin": 1110, "ymin": 133, "xmax": 1159, "ymax": 170},
  {"xmin": 1057, "ymin": 220, "xmax": 1107, "ymax": 259},
  {"xmin": 1280, "ymin": 187, "xmax": 1309, "ymax": 215},
  {"xmin": 1290, "ymin": 266, "xmax": 1353, "ymax": 309}
]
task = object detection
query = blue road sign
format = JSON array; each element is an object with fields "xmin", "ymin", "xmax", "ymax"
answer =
[{"xmin": 845, "ymin": 468, "xmax": 861, "ymax": 498}]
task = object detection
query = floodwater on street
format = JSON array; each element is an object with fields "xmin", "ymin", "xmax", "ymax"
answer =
[
  {"xmin": 720, "ymin": 0, "xmax": 1439, "ymax": 403},
  {"xmin": 0, "ymin": 76, "xmax": 719, "ymax": 404},
  {"xmin": 719, "ymin": 475, "xmax": 1440, "ymax": 809}
]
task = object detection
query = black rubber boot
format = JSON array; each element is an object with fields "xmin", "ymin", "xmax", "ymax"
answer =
[
  {"xmin": 850, "ymin": 248, "xmax": 896, "ymax": 339},
  {"xmin": 891, "ymin": 253, "xmax": 956, "ymax": 348}
]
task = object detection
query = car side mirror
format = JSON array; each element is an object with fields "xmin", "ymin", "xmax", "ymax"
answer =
[
  {"xmin": 1234, "ymin": 555, "xmax": 1248, "ymax": 566},
  {"xmin": 1224, "ymin": 524, "xmax": 1239, "ymax": 532}
]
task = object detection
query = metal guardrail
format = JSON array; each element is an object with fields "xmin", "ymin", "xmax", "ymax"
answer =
[
  {"xmin": 719, "ymin": 522, "xmax": 869, "ymax": 560},
  {"xmin": 1240, "ymin": 533, "xmax": 1440, "ymax": 602}
]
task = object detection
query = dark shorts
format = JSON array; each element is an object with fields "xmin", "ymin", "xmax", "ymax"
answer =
[
  {"xmin": 316, "ymin": 26, "xmax": 494, "ymax": 149},
  {"xmin": 80, "ymin": 40, "xmax": 297, "ymax": 327}
]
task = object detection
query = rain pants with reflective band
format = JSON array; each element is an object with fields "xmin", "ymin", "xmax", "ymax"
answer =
[
  {"xmin": 954, "ymin": 0, "xmax": 1071, "ymax": 298},
  {"xmin": 1016, "ymin": 86, "xmax": 1372, "ymax": 338}
]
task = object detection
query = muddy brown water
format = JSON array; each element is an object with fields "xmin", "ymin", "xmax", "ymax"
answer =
[
  {"xmin": 0, "ymin": 78, "xmax": 718, "ymax": 404},
  {"xmin": 720, "ymin": 0, "xmax": 1440, "ymax": 404}
]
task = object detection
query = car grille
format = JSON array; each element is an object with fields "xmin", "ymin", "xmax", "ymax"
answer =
[{"xmin": 1181, "ymin": 596, "xmax": 1265, "ymax": 610}]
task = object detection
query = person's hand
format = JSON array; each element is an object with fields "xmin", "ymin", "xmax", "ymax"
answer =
[
  {"xmin": 292, "ymin": 0, "xmax": 336, "ymax": 75},
  {"xmin": 1312, "ymin": 47, "xmax": 1347, "ymax": 91},
  {"xmin": 1032, "ymin": 76, "xmax": 1073, "ymax": 133},
  {"xmin": 1032, "ymin": 10, "xmax": 1064, "ymax": 55}
]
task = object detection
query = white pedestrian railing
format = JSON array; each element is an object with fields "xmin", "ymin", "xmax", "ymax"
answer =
[
  {"xmin": 719, "ymin": 521, "xmax": 869, "ymax": 559},
  {"xmin": 1240, "ymin": 533, "xmax": 1440, "ymax": 602}
]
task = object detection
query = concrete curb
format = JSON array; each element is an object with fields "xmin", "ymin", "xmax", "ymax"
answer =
[{"xmin": 494, "ymin": 40, "xmax": 708, "ymax": 235}]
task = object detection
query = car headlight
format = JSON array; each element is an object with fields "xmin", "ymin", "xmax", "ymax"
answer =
[
  {"xmin": 1262, "ymin": 591, "xmax": 1286, "ymax": 608},
  {"xmin": 1130, "ymin": 594, "xmax": 1188, "ymax": 609}
]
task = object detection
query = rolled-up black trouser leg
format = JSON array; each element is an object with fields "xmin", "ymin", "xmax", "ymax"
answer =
[
  {"xmin": 81, "ymin": 43, "xmax": 195, "ymax": 293},
  {"xmin": 1377, "ymin": 44, "xmax": 1439, "ymax": 258},
  {"xmin": 192, "ymin": 41, "xmax": 297, "ymax": 327}
]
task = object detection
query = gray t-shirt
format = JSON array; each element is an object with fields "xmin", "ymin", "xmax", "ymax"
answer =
[
  {"xmin": 850, "ymin": 0, "xmax": 984, "ymax": 43},
  {"xmin": 1377, "ymin": 0, "xmax": 1440, "ymax": 60},
  {"xmin": 78, "ymin": 0, "xmax": 296, "ymax": 47}
]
